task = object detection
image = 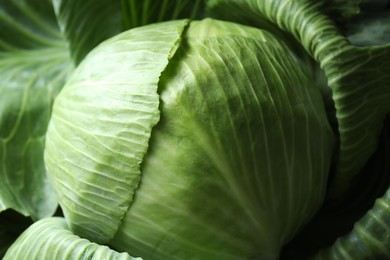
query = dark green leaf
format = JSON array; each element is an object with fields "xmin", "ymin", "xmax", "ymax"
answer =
[{"xmin": 0, "ymin": 0, "xmax": 73, "ymax": 220}]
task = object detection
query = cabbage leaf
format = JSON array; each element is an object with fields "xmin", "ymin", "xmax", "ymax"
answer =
[
  {"xmin": 44, "ymin": 19, "xmax": 189, "ymax": 244},
  {"xmin": 0, "ymin": 0, "xmax": 72, "ymax": 220},
  {"xmin": 4, "ymin": 217, "xmax": 139, "ymax": 259}
]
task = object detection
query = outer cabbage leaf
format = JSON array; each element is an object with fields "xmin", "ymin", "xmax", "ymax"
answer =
[
  {"xmin": 45, "ymin": 19, "xmax": 334, "ymax": 259},
  {"xmin": 3, "ymin": 217, "xmax": 140, "ymax": 259},
  {"xmin": 0, "ymin": 0, "xmax": 73, "ymax": 220}
]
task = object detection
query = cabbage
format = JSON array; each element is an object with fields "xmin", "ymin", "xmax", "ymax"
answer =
[
  {"xmin": 39, "ymin": 18, "xmax": 333, "ymax": 259},
  {"xmin": 2, "ymin": 0, "xmax": 390, "ymax": 259}
]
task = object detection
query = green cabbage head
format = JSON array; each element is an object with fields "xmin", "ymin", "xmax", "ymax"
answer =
[{"xmin": 41, "ymin": 18, "xmax": 333, "ymax": 259}]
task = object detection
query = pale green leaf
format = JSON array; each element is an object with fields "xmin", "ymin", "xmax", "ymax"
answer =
[
  {"xmin": 44, "ymin": 20, "xmax": 189, "ymax": 244},
  {"xmin": 4, "ymin": 217, "xmax": 140, "ymax": 259}
]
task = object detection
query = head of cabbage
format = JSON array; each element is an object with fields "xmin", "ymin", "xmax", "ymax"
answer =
[{"xmin": 42, "ymin": 18, "xmax": 333, "ymax": 259}]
